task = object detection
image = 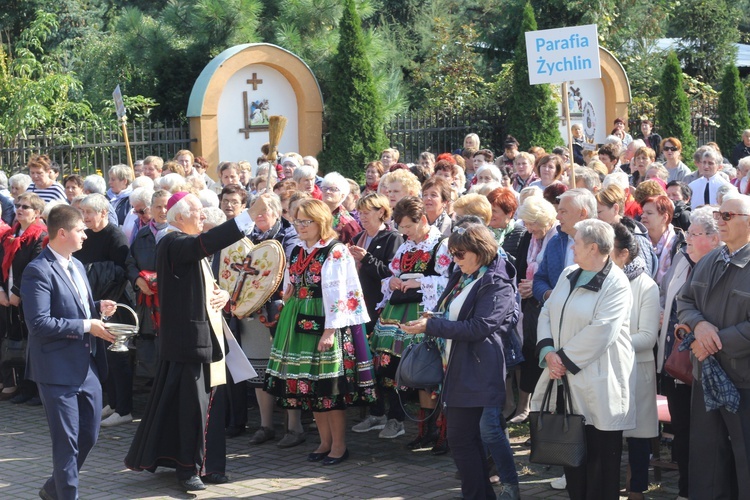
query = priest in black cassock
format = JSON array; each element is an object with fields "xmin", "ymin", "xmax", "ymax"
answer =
[{"xmin": 125, "ymin": 192, "xmax": 259, "ymax": 491}]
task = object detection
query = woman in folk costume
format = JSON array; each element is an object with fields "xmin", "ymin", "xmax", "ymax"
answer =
[
  {"xmin": 265, "ymin": 199, "xmax": 375, "ymax": 465},
  {"xmin": 369, "ymin": 196, "xmax": 452, "ymax": 451}
]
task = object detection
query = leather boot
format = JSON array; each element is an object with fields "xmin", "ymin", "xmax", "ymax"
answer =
[
  {"xmin": 406, "ymin": 408, "xmax": 427, "ymax": 449},
  {"xmin": 431, "ymin": 411, "xmax": 449, "ymax": 455}
]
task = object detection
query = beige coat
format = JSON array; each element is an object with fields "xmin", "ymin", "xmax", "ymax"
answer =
[
  {"xmin": 531, "ymin": 262, "xmax": 636, "ymax": 431},
  {"xmin": 623, "ymin": 272, "xmax": 660, "ymax": 439}
]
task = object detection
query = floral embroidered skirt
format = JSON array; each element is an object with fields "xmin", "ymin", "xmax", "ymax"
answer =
[
  {"xmin": 265, "ymin": 296, "xmax": 376, "ymax": 411},
  {"xmin": 370, "ymin": 300, "xmax": 425, "ymax": 387}
]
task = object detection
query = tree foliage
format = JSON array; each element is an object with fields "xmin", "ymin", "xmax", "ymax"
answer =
[
  {"xmin": 656, "ymin": 52, "xmax": 695, "ymax": 156},
  {"xmin": 0, "ymin": 11, "xmax": 93, "ymax": 139},
  {"xmin": 504, "ymin": 2, "xmax": 563, "ymax": 151},
  {"xmin": 74, "ymin": 0, "xmax": 261, "ymax": 119},
  {"xmin": 411, "ymin": 18, "xmax": 488, "ymax": 113},
  {"xmin": 669, "ymin": 0, "xmax": 740, "ymax": 84},
  {"xmin": 717, "ymin": 65, "xmax": 750, "ymax": 155},
  {"xmin": 271, "ymin": 0, "xmax": 407, "ymax": 118},
  {"xmin": 317, "ymin": 0, "xmax": 388, "ymax": 180}
]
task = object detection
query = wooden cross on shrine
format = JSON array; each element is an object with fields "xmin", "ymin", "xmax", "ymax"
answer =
[
  {"xmin": 240, "ymin": 72, "xmax": 266, "ymax": 138},
  {"xmin": 247, "ymin": 73, "xmax": 263, "ymax": 90}
]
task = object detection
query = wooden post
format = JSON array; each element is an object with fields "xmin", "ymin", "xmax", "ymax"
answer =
[
  {"xmin": 120, "ymin": 117, "xmax": 134, "ymax": 176},
  {"xmin": 562, "ymin": 81, "xmax": 576, "ymax": 189}
]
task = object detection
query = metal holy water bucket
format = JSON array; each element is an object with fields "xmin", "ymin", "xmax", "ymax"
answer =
[{"xmin": 104, "ymin": 303, "xmax": 139, "ymax": 352}]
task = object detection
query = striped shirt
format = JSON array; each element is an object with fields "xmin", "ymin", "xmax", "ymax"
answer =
[{"xmin": 28, "ymin": 182, "xmax": 67, "ymax": 204}]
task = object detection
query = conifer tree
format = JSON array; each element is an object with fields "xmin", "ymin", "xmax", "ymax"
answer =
[
  {"xmin": 717, "ymin": 64, "xmax": 750, "ymax": 155},
  {"xmin": 317, "ymin": 0, "xmax": 388, "ymax": 181},
  {"xmin": 504, "ymin": 2, "xmax": 563, "ymax": 151},
  {"xmin": 656, "ymin": 52, "xmax": 696, "ymax": 157}
]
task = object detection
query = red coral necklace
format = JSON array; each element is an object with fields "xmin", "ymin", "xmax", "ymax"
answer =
[
  {"xmin": 291, "ymin": 247, "xmax": 319, "ymax": 276},
  {"xmin": 400, "ymin": 249, "xmax": 422, "ymax": 272}
]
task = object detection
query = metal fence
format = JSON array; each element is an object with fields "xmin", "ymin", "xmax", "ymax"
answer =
[
  {"xmin": 627, "ymin": 97, "xmax": 719, "ymax": 146},
  {"xmin": 0, "ymin": 98, "xmax": 723, "ymax": 177},
  {"xmin": 0, "ymin": 119, "xmax": 194, "ymax": 177},
  {"xmin": 385, "ymin": 108, "xmax": 506, "ymax": 163}
]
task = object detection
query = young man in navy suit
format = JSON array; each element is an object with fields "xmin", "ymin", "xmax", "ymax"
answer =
[{"xmin": 21, "ymin": 204, "xmax": 117, "ymax": 500}]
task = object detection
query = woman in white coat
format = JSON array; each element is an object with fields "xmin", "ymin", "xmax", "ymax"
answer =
[
  {"xmin": 532, "ymin": 219, "xmax": 636, "ymax": 500},
  {"xmin": 611, "ymin": 223, "xmax": 660, "ymax": 500}
]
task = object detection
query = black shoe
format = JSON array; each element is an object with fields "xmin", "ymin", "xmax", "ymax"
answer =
[
  {"xmin": 38, "ymin": 488, "xmax": 55, "ymax": 500},
  {"xmin": 26, "ymin": 396, "xmax": 42, "ymax": 406},
  {"xmin": 225, "ymin": 425, "xmax": 246, "ymax": 438},
  {"xmin": 201, "ymin": 473, "xmax": 229, "ymax": 484},
  {"xmin": 307, "ymin": 450, "xmax": 330, "ymax": 462},
  {"xmin": 10, "ymin": 393, "xmax": 32, "ymax": 404},
  {"xmin": 321, "ymin": 449, "xmax": 349, "ymax": 466},
  {"xmin": 432, "ymin": 438, "xmax": 449, "ymax": 455},
  {"xmin": 177, "ymin": 475, "xmax": 206, "ymax": 491}
]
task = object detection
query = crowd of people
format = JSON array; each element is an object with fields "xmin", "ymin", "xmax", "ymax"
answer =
[{"xmin": 6, "ymin": 124, "xmax": 750, "ymax": 500}]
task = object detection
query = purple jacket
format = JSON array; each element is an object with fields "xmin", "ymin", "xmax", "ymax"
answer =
[{"xmin": 426, "ymin": 254, "xmax": 517, "ymax": 408}]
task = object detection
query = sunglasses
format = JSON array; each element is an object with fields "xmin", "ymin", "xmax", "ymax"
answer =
[
  {"xmin": 135, "ymin": 208, "xmax": 149, "ymax": 215},
  {"xmin": 14, "ymin": 204, "xmax": 33, "ymax": 210},
  {"xmin": 663, "ymin": 146, "xmax": 679, "ymax": 152},
  {"xmin": 712, "ymin": 211, "xmax": 750, "ymax": 221},
  {"xmin": 450, "ymin": 250, "xmax": 466, "ymax": 259},
  {"xmin": 293, "ymin": 219, "xmax": 314, "ymax": 227}
]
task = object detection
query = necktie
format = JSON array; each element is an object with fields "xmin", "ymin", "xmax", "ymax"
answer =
[
  {"xmin": 68, "ymin": 261, "xmax": 91, "ymax": 319},
  {"xmin": 704, "ymin": 181, "xmax": 710, "ymax": 205}
]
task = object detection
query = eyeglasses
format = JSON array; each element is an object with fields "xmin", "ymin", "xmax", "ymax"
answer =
[
  {"xmin": 321, "ymin": 186, "xmax": 340, "ymax": 193},
  {"xmin": 452, "ymin": 226, "xmax": 467, "ymax": 234},
  {"xmin": 135, "ymin": 208, "xmax": 149, "ymax": 215},
  {"xmin": 293, "ymin": 219, "xmax": 314, "ymax": 228},
  {"xmin": 713, "ymin": 211, "xmax": 750, "ymax": 221},
  {"xmin": 221, "ymin": 199, "xmax": 242, "ymax": 207},
  {"xmin": 14, "ymin": 204, "xmax": 33, "ymax": 210},
  {"xmin": 450, "ymin": 250, "xmax": 466, "ymax": 259},
  {"xmin": 663, "ymin": 146, "xmax": 679, "ymax": 152},
  {"xmin": 686, "ymin": 231, "xmax": 706, "ymax": 238}
]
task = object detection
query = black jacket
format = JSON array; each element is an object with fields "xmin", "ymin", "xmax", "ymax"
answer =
[
  {"xmin": 73, "ymin": 224, "xmax": 129, "ymax": 302},
  {"xmin": 157, "ymin": 218, "xmax": 245, "ymax": 364},
  {"xmin": 354, "ymin": 228, "xmax": 403, "ymax": 333},
  {"xmin": 501, "ymin": 224, "xmax": 527, "ymax": 280}
]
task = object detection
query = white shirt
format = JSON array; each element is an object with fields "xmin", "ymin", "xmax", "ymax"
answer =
[
  {"xmin": 688, "ymin": 174, "xmax": 731, "ymax": 209},
  {"xmin": 564, "ymin": 234, "xmax": 576, "ymax": 268},
  {"xmin": 48, "ymin": 245, "xmax": 92, "ymax": 332}
]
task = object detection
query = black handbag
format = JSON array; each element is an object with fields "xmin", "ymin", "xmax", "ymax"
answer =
[
  {"xmin": 395, "ymin": 337, "xmax": 444, "ymax": 390},
  {"xmin": 388, "ymin": 287, "xmax": 422, "ymax": 305},
  {"xmin": 529, "ymin": 376, "xmax": 587, "ymax": 468},
  {"xmin": 1, "ymin": 338, "xmax": 27, "ymax": 366}
]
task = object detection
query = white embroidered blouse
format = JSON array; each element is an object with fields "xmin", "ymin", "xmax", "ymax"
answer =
[
  {"xmin": 377, "ymin": 226, "xmax": 452, "ymax": 311},
  {"xmin": 285, "ymin": 238, "xmax": 370, "ymax": 330}
]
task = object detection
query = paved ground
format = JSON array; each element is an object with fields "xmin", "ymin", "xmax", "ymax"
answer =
[{"xmin": 0, "ymin": 380, "xmax": 682, "ymax": 499}]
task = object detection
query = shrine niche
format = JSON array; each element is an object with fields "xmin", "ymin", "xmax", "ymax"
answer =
[
  {"xmin": 187, "ymin": 44, "xmax": 324, "ymax": 177},
  {"xmin": 557, "ymin": 47, "xmax": 631, "ymax": 145}
]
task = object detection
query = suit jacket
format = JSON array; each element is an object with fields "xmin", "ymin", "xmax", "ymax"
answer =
[
  {"xmin": 157, "ymin": 219, "xmax": 245, "ymax": 364},
  {"xmin": 677, "ymin": 244, "xmax": 750, "ymax": 388},
  {"xmin": 20, "ymin": 246, "xmax": 106, "ymax": 386},
  {"xmin": 532, "ymin": 227, "xmax": 570, "ymax": 303}
]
